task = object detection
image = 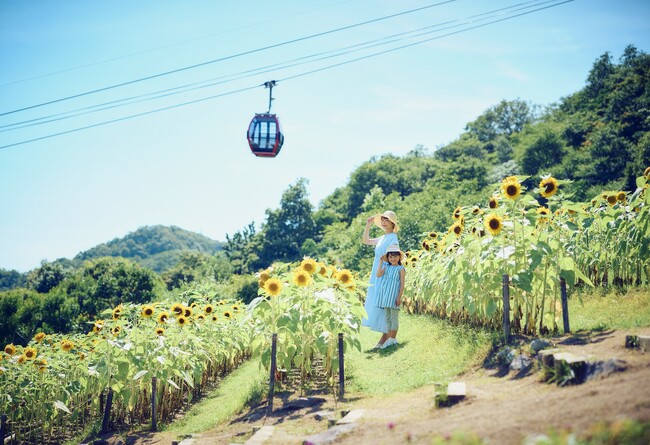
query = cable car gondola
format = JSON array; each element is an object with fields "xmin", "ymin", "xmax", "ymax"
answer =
[{"xmin": 247, "ymin": 81, "xmax": 284, "ymax": 158}]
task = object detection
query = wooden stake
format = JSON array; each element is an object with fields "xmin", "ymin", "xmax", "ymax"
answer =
[
  {"xmin": 267, "ymin": 333, "xmax": 277, "ymax": 415},
  {"xmin": 338, "ymin": 333, "xmax": 345, "ymax": 398},
  {"xmin": 560, "ymin": 278, "xmax": 570, "ymax": 333},
  {"xmin": 502, "ymin": 274, "xmax": 510, "ymax": 344}
]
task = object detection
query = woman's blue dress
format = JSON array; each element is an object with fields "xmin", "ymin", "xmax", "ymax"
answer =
[{"xmin": 362, "ymin": 232, "xmax": 398, "ymax": 334}]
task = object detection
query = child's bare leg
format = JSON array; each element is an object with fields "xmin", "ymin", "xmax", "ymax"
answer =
[
  {"xmin": 379, "ymin": 333, "xmax": 389, "ymax": 344},
  {"xmin": 388, "ymin": 330, "xmax": 397, "ymax": 339}
]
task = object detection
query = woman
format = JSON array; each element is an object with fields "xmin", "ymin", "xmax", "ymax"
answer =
[{"xmin": 361, "ymin": 210, "xmax": 400, "ymax": 349}]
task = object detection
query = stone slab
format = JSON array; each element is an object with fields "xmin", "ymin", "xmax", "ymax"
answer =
[
  {"xmin": 303, "ymin": 423, "xmax": 356, "ymax": 445},
  {"xmin": 336, "ymin": 409, "xmax": 364, "ymax": 425},
  {"xmin": 447, "ymin": 382, "xmax": 466, "ymax": 397},
  {"xmin": 244, "ymin": 425, "xmax": 274, "ymax": 445}
]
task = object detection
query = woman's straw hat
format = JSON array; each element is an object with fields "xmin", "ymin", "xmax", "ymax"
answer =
[
  {"xmin": 373, "ymin": 210, "xmax": 399, "ymax": 233},
  {"xmin": 380, "ymin": 244, "xmax": 405, "ymax": 263}
]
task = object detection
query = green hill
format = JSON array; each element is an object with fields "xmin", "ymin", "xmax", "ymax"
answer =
[{"xmin": 74, "ymin": 225, "xmax": 224, "ymax": 273}]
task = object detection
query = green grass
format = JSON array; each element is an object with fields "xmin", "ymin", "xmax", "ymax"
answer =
[
  {"xmin": 164, "ymin": 359, "xmax": 266, "ymax": 435},
  {"xmin": 569, "ymin": 286, "xmax": 650, "ymax": 331},
  {"xmin": 345, "ymin": 314, "xmax": 494, "ymax": 395}
]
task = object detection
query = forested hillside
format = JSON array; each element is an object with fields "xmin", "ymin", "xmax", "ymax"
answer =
[
  {"xmin": 76, "ymin": 225, "xmax": 224, "ymax": 272},
  {"xmin": 225, "ymin": 45, "xmax": 650, "ymax": 275}
]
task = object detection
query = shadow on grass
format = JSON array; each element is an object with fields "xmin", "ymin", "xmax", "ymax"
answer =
[{"xmin": 363, "ymin": 340, "xmax": 409, "ymax": 357}]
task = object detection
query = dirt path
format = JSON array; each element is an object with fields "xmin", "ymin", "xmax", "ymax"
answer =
[{"xmin": 106, "ymin": 328, "xmax": 650, "ymax": 445}]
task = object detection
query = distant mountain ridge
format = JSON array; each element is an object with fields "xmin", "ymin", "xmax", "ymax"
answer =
[{"xmin": 74, "ymin": 225, "xmax": 223, "ymax": 272}]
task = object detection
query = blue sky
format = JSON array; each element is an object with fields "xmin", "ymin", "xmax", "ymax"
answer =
[{"xmin": 1, "ymin": 0, "xmax": 649, "ymax": 272}]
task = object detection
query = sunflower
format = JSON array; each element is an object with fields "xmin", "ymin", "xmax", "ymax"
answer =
[
  {"xmin": 141, "ymin": 305, "xmax": 155, "ymax": 318},
  {"xmin": 644, "ymin": 166, "xmax": 650, "ymax": 179},
  {"xmin": 472, "ymin": 206, "xmax": 482, "ymax": 215},
  {"xmin": 93, "ymin": 321, "xmax": 104, "ymax": 333},
  {"xmin": 616, "ymin": 191, "xmax": 626, "ymax": 202},
  {"xmin": 157, "ymin": 312, "xmax": 169, "ymax": 324},
  {"xmin": 606, "ymin": 195, "xmax": 618, "ymax": 206},
  {"xmin": 264, "ymin": 278, "xmax": 283, "ymax": 297},
  {"xmin": 24, "ymin": 347, "xmax": 37, "ymax": 360},
  {"xmin": 223, "ymin": 310, "xmax": 232, "ymax": 319},
  {"xmin": 452, "ymin": 207, "xmax": 462, "ymax": 220},
  {"xmin": 450, "ymin": 222, "xmax": 463, "ymax": 236},
  {"xmin": 502, "ymin": 178, "xmax": 522, "ymax": 200},
  {"xmin": 293, "ymin": 269, "xmax": 312, "ymax": 287},
  {"xmin": 196, "ymin": 314, "xmax": 205, "ymax": 321},
  {"xmin": 336, "ymin": 269, "xmax": 353, "ymax": 286},
  {"xmin": 318, "ymin": 263, "xmax": 328, "ymax": 276},
  {"xmin": 155, "ymin": 327, "xmax": 165, "ymax": 336},
  {"xmin": 61, "ymin": 340, "xmax": 74, "ymax": 352},
  {"xmin": 232, "ymin": 304, "xmax": 240, "ymax": 312},
  {"xmin": 204, "ymin": 304, "xmax": 214, "ymax": 314},
  {"xmin": 190, "ymin": 302, "xmax": 198, "ymax": 309},
  {"xmin": 539, "ymin": 177, "xmax": 559, "ymax": 198},
  {"xmin": 78, "ymin": 352, "xmax": 86, "ymax": 361},
  {"xmin": 112, "ymin": 306, "xmax": 122, "ymax": 320},
  {"xmin": 537, "ymin": 207, "xmax": 551, "ymax": 221},
  {"xmin": 184, "ymin": 307, "xmax": 193, "ymax": 318},
  {"xmin": 17, "ymin": 355, "xmax": 26, "ymax": 364},
  {"xmin": 428, "ymin": 231, "xmax": 438, "ymax": 239},
  {"xmin": 300, "ymin": 258, "xmax": 317, "ymax": 274},
  {"xmin": 484, "ymin": 214, "xmax": 503, "ymax": 235},
  {"xmin": 422, "ymin": 240, "xmax": 430, "ymax": 251},
  {"xmin": 34, "ymin": 358, "xmax": 47, "ymax": 372},
  {"xmin": 259, "ymin": 270, "xmax": 271, "ymax": 283},
  {"xmin": 4, "ymin": 344, "xmax": 16, "ymax": 356},
  {"xmin": 171, "ymin": 303, "xmax": 184, "ymax": 315},
  {"xmin": 33, "ymin": 332, "xmax": 45, "ymax": 343},
  {"xmin": 211, "ymin": 315, "xmax": 218, "ymax": 322},
  {"xmin": 111, "ymin": 326, "xmax": 121, "ymax": 336},
  {"xmin": 177, "ymin": 316, "xmax": 188, "ymax": 326}
]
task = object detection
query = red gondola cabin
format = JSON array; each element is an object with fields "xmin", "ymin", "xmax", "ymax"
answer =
[{"xmin": 247, "ymin": 113, "xmax": 284, "ymax": 158}]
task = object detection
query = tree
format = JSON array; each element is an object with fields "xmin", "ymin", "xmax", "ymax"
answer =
[
  {"xmin": 466, "ymin": 99, "xmax": 538, "ymax": 142},
  {"xmin": 0, "ymin": 269, "xmax": 27, "ymax": 291},
  {"xmin": 27, "ymin": 261, "xmax": 69, "ymax": 293},
  {"xmin": 259, "ymin": 178, "xmax": 316, "ymax": 265},
  {"xmin": 224, "ymin": 222, "xmax": 261, "ymax": 274},
  {"xmin": 518, "ymin": 126, "xmax": 566, "ymax": 175}
]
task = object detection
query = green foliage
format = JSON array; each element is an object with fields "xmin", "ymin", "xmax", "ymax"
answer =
[
  {"xmin": 0, "ymin": 288, "xmax": 80, "ymax": 345},
  {"xmin": 26, "ymin": 261, "xmax": 70, "ymax": 293},
  {"xmin": 258, "ymin": 178, "xmax": 316, "ymax": 265},
  {"xmin": 0, "ymin": 268, "xmax": 27, "ymax": 291}
]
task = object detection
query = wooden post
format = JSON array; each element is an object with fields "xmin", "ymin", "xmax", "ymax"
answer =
[
  {"xmin": 502, "ymin": 274, "xmax": 510, "ymax": 344},
  {"xmin": 560, "ymin": 278, "xmax": 570, "ymax": 333},
  {"xmin": 338, "ymin": 333, "xmax": 345, "ymax": 398},
  {"xmin": 1, "ymin": 414, "xmax": 6, "ymax": 443},
  {"xmin": 151, "ymin": 377, "xmax": 157, "ymax": 432},
  {"xmin": 267, "ymin": 333, "xmax": 277, "ymax": 415},
  {"xmin": 101, "ymin": 388, "xmax": 113, "ymax": 433}
]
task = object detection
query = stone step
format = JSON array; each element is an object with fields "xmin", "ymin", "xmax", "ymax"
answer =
[
  {"xmin": 538, "ymin": 348, "xmax": 562, "ymax": 381},
  {"xmin": 302, "ymin": 423, "xmax": 356, "ymax": 445},
  {"xmin": 626, "ymin": 335, "xmax": 650, "ymax": 351},
  {"xmin": 553, "ymin": 352, "xmax": 588, "ymax": 385},
  {"xmin": 436, "ymin": 382, "xmax": 466, "ymax": 407},
  {"xmin": 244, "ymin": 425, "xmax": 274, "ymax": 445},
  {"xmin": 336, "ymin": 409, "xmax": 364, "ymax": 425}
]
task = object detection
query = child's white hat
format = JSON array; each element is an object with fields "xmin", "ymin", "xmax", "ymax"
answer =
[{"xmin": 380, "ymin": 244, "xmax": 405, "ymax": 263}]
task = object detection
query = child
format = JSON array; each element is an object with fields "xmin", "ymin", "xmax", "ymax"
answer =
[{"xmin": 375, "ymin": 244, "xmax": 405, "ymax": 349}]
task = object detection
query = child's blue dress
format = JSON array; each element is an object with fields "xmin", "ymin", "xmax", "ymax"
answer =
[
  {"xmin": 361, "ymin": 233, "xmax": 398, "ymax": 334},
  {"xmin": 376, "ymin": 262, "xmax": 404, "ymax": 309}
]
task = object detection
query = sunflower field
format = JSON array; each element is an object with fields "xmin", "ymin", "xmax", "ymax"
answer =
[
  {"xmin": 248, "ymin": 258, "xmax": 366, "ymax": 393},
  {"xmin": 405, "ymin": 169, "xmax": 650, "ymax": 335},
  {"xmin": 0, "ymin": 257, "xmax": 367, "ymax": 444},
  {"xmin": 0, "ymin": 290, "xmax": 250, "ymax": 444}
]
